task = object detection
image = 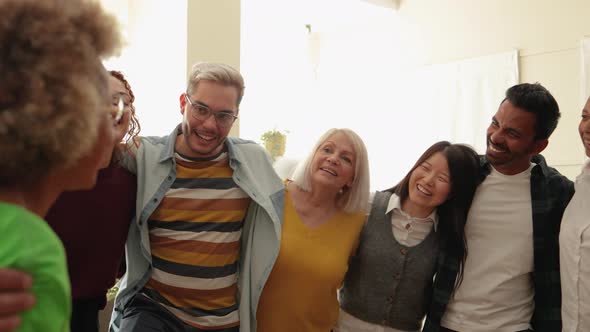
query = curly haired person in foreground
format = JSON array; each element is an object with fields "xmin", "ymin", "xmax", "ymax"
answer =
[
  {"xmin": 46, "ymin": 70, "xmax": 141, "ymax": 332},
  {"xmin": 0, "ymin": 0, "xmax": 121, "ymax": 331}
]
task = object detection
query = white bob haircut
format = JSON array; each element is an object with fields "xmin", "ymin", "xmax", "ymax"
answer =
[{"xmin": 290, "ymin": 128, "xmax": 370, "ymax": 214}]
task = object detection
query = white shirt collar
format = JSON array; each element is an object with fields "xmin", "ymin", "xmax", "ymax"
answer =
[{"xmin": 385, "ymin": 193, "xmax": 438, "ymax": 231}]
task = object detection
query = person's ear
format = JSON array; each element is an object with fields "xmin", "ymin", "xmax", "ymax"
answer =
[
  {"xmin": 532, "ymin": 138, "xmax": 549, "ymax": 155},
  {"xmin": 179, "ymin": 93, "xmax": 187, "ymax": 115}
]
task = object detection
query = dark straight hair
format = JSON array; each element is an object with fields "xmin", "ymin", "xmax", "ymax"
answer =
[
  {"xmin": 502, "ymin": 83, "xmax": 560, "ymax": 140},
  {"xmin": 390, "ymin": 141, "xmax": 480, "ymax": 290}
]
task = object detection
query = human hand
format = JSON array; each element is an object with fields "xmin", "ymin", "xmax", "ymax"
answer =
[{"xmin": 0, "ymin": 269, "xmax": 35, "ymax": 332}]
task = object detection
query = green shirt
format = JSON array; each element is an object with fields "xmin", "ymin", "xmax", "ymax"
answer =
[{"xmin": 0, "ymin": 202, "xmax": 70, "ymax": 332}]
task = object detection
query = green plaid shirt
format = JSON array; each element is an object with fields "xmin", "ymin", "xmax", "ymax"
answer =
[{"xmin": 423, "ymin": 155, "xmax": 574, "ymax": 332}]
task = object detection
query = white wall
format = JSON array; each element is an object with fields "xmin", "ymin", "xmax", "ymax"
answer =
[
  {"xmin": 240, "ymin": 0, "xmax": 426, "ymax": 190},
  {"xmin": 187, "ymin": 0, "xmax": 242, "ymax": 137},
  {"xmin": 101, "ymin": 0, "xmax": 242, "ymax": 138},
  {"xmin": 397, "ymin": 0, "xmax": 590, "ymax": 179},
  {"xmin": 101, "ymin": 0, "xmax": 188, "ymax": 137},
  {"xmin": 240, "ymin": 1, "xmax": 520, "ymax": 190},
  {"xmin": 100, "ymin": 0, "xmax": 590, "ymax": 180}
]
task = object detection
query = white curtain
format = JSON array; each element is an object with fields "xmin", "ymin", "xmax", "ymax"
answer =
[
  {"xmin": 327, "ymin": 50, "xmax": 519, "ymax": 190},
  {"xmin": 407, "ymin": 51, "xmax": 519, "ymax": 154}
]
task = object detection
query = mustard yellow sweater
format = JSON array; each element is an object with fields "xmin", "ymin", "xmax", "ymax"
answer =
[{"xmin": 256, "ymin": 190, "xmax": 365, "ymax": 332}]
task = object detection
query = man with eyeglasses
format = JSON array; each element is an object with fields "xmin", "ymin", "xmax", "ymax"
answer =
[{"xmin": 109, "ymin": 62, "xmax": 284, "ymax": 332}]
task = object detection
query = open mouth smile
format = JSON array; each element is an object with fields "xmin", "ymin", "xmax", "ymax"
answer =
[
  {"xmin": 416, "ymin": 184, "xmax": 432, "ymax": 196},
  {"xmin": 195, "ymin": 131, "xmax": 216, "ymax": 142},
  {"xmin": 319, "ymin": 167, "xmax": 337, "ymax": 176},
  {"xmin": 488, "ymin": 143, "xmax": 507, "ymax": 153}
]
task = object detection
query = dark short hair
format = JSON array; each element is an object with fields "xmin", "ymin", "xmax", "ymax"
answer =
[
  {"xmin": 503, "ymin": 83, "xmax": 560, "ymax": 140},
  {"xmin": 391, "ymin": 141, "xmax": 480, "ymax": 289}
]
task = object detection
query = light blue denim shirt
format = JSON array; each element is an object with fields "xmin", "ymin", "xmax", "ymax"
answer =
[{"xmin": 109, "ymin": 125, "xmax": 284, "ymax": 332}]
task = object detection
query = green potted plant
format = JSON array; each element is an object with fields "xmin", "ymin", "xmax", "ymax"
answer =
[{"xmin": 260, "ymin": 129, "xmax": 288, "ymax": 161}]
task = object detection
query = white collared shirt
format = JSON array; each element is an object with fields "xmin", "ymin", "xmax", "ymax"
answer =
[
  {"xmin": 387, "ymin": 193, "xmax": 438, "ymax": 247},
  {"xmin": 336, "ymin": 193, "xmax": 437, "ymax": 332},
  {"xmin": 560, "ymin": 161, "xmax": 590, "ymax": 332}
]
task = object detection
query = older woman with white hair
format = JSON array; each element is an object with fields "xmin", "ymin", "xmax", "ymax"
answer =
[{"xmin": 254, "ymin": 128, "xmax": 370, "ymax": 332}]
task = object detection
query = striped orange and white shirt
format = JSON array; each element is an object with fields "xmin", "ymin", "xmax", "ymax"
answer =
[{"xmin": 142, "ymin": 150, "xmax": 250, "ymax": 330}]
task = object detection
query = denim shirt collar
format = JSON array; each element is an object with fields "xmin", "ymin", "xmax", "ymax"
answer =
[
  {"xmin": 158, "ymin": 124, "xmax": 242, "ymax": 167},
  {"xmin": 158, "ymin": 125, "xmax": 180, "ymax": 163}
]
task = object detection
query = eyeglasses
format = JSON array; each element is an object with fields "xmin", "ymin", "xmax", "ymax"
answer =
[
  {"xmin": 109, "ymin": 94, "xmax": 130, "ymax": 123},
  {"xmin": 184, "ymin": 94, "xmax": 238, "ymax": 128}
]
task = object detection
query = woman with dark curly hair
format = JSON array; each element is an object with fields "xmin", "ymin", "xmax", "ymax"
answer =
[
  {"xmin": 0, "ymin": 0, "xmax": 121, "ymax": 331},
  {"xmin": 46, "ymin": 71, "xmax": 141, "ymax": 332}
]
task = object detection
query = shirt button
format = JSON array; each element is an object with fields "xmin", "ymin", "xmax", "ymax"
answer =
[
  {"xmin": 167, "ymin": 176, "xmax": 172, "ymax": 180},
  {"xmin": 405, "ymin": 223, "xmax": 411, "ymax": 230},
  {"xmin": 400, "ymin": 248, "xmax": 408, "ymax": 255}
]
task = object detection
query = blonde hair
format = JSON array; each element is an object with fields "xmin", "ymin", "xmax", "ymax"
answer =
[
  {"xmin": 0, "ymin": 0, "xmax": 121, "ymax": 187},
  {"xmin": 291, "ymin": 128, "xmax": 370, "ymax": 214},
  {"xmin": 187, "ymin": 62, "xmax": 245, "ymax": 107}
]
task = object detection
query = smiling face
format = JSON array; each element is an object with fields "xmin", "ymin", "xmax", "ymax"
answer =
[
  {"xmin": 485, "ymin": 100, "xmax": 547, "ymax": 175},
  {"xmin": 579, "ymin": 98, "xmax": 590, "ymax": 157},
  {"xmin": 176, "ymin": 80, "xmax": 239, "ymax": 158},
  {"xmin": 405, "ymin": 152, "xmax": 451, "ymax": 217},
  {"xmin": 309, "ymin": 132, "xmax": 356, "ymax": 193},
  {"xmin": 109, "ymin": 75, "xmax": 132, "ymax": 144}
]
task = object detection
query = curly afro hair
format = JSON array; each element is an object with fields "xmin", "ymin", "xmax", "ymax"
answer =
[{"xmin": 0, "ymin": 0, "xmax": 122, "ymax": 187}]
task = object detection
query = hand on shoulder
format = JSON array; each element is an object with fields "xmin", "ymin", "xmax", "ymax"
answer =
[{"xmin": 0, "ymin": 268, "xmax": 35, "ymax": 332}]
